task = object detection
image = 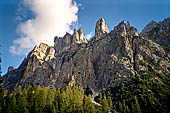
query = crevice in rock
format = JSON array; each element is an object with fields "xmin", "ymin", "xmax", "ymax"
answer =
[
  {"xmin": 60, "ymin": 55, "xmax": 66, "ymax": 70},
  {"xmin": 132, "ymin": 36, "xmax": 138, "ymax": 73}
]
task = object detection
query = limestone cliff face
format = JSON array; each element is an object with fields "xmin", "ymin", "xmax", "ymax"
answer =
[
  {"xmin": 54, "ymin": 29, "xmax": 87, "ymax": 56},
  {"xmin": 1, "ymin": 18, "xmax": 170, "ymax": 92},
  {"xmin": 95, "ymin": 18, "xmax": 109, "ymax": 40},
  {"xmin": 111, "ymin": 20, "xmax": 139, "ymax": 36}
]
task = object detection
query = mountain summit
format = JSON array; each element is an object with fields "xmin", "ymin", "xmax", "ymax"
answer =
[
  {"xmin": 1, "ymin": 18, "xmax": 170, "ymax": 92},
  {"xmin": 141, "ymin": 17, "xmax": 170, "ymax": 47}
]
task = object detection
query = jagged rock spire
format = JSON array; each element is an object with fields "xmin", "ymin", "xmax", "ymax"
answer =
[
  {"xmin": 73, "ymin": 29, "xmax": 80, "ymax": 42},
  {"xmin": 127, "ymin": 21, "xmax": 130, "ymax": 28},
  {"xmin": 112, "ymin": 20, "xmax": 127, "ymax": 36},
  {"xmin": 54, "ymin": 28, "xmax": 87, "ymax": 56},
  {"xmin": 73, "ymin": 28, "xmax": 87, "ymax": 44},
  {"xmin": 95, "ymin": 18, "xmax": 109, "ymax": 40},
  {"xmin": 78, "ymin": 28, "xmax": 84, "ymax": 41},
  {"xmin": 112, "ymin": 20, "xmax": 138, "ymax": 36}
]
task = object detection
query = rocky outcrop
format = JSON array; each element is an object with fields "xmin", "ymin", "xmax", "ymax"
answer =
[
  {"xmin": 29, "ymin": 43, "xmax": 55, "ymax": 64},
  {"xmin": 7, "ymin": 66, "xmax": 14, "ymax": 73},
  {"xmin": 73, "ymin": 29, "xmax": 87, "ymax": 44},
  {"xmin": 1, "ymin": 18, "xmax": 170, "ymax": 92},
  {"xmin": 141, "ymin": 20, "xmax": 159, "ymax": 34},
  {"xmin": 111, "ymin": 20, "xmax": 139, "ymax": 37},
  {"xmin": 54, "ymin": 29, "xmax": 87, "ymax": 56},
  {"xmin": 141, "ymin": 17, "xmax": 170, "ymax": 47},
  {"xmin": 95, "ymin": 18, "xmax": 109, "ymax": 40}
]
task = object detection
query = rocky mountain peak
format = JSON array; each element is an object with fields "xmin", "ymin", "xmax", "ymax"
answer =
[
  {"xmin": 1, "ymin": 17, "xmax": 170, "ymax": 92},
  {"xmin": 54, "ymin": 29, "xmax": 87, "ymax": 56},
  {"xmin": 73, "ymin": 29, "xmax": 80, "ymax": 42},
  {"xmin": 29, "ymin": 43, "xmax": 55, "ymax": 63},
  {"xmin": 141, "ymin": 20, "xmax": 159, "ymax": 35},
  {"xmin": 78, "ymin": 28, "xmax": 85, "ymax": 41},
  {"xmin": 112, "ymin": 20, "xmax": 127, "ymax": 36},
  {"xmin": 111, "ymin": 20, "xmax": 138, "ymax": 36},
  {"xmin": 7, "ymin": 66, "xmax": 14, "ymax": 73},
  {"xmin": 95, "ymin": 18, "xmax": 109, "ymax": 40},
  {"xmin": 160, "ymin": 17, "xmax": 170, "ymax": 28},
  {"xmin": 141, "ymin": 18, "xmax": 170, "ymax": 35},
  {"xmin": 141, "ymin": 18, "xmax": 170, "ymax": 47},
  {"xmin": 73, "ymin": 28, "xmax": 87, "ymax": 44}
]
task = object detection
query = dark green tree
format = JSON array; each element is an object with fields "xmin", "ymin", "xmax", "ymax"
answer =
[
  {"xmin": 84, "ymin": 85, "xmax": 93, "ymax": 96},
  {"xmin": 33, "ymin": 89, "xmax": 46, "ymax": 113},
  {"xmin": 83, "ymin": 95, "xmax": 95, "ymax": 113},
  {"xmin": 27, "ymin": 85, "xmax": 34, "ymax": 113},
  {"xmin": 15, "ymin": 86, "xmax": 28, "ymax": 113},
  {"xmin": 5, "ymin": 93, "xmax": 16, "ymax": 113},
  {"xmin": 102, "ymin": 95, "xmax": 109, "ymax": 112},
  {"xmin": 118, "ymin": 101, "xmax": 123, "ymax": 113},
  {"xmin": 107, "ymin": 96, "xmax": 114, "ymax": 112},
  {"xmin": 134, "ymin": 96, "xmax": 142, "ymax": 113}
]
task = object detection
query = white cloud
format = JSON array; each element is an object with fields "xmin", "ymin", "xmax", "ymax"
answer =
[
  {"xmin": 10, "ymin": 0, "xmax": 79, "ymax": 55},
  {"xmin": 85, "ymin": 32, "xmax": 93, "ymax": 40}
]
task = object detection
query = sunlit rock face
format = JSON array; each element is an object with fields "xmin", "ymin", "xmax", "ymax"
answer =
[
  {"xmin": 95, "ymin": 18, "xmax": 109, "ymax": 40},
  {"xmin": 1, "ymin": 18, "xmax": 170, "ymax": 92},
  {"xmin": 111, "ymin": 20, "xmax": 139, "ymax": 37}
]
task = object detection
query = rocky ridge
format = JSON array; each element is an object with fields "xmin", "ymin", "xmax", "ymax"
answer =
[
  {"xmin": 1, "ymin": 18, "xmax": 170, "ymax": 92},
  {"xmin": 141, "ymin": 17, "xmax": 170, "ymax": 47}
]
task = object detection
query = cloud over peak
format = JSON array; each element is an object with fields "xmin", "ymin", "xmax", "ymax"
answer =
[{"xmin": 10, "ymin": 0, "xmax": 79, "ymax": 55}]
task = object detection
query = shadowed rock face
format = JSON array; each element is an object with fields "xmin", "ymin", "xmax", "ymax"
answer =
[
  {"xmin": 141, "ymin": 17, "xmax": 170, "ymax": 48},
  {"xmin": 1, "ymin": 18, "xmax": 170, "ymax": 92}
]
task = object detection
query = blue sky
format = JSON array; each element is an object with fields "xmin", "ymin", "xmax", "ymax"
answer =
[{"xmin": 0, "ymin": 0, "xmax": 170, "ymax": 75}]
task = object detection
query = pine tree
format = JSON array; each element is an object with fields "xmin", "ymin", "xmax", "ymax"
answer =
[
  {"xmin": 22, "ymin": 88, "xmax": 28, "ymax": 99},
  {"xmin": 15, "ymin": 86, "xmax": 28, "ymax": 113},
  {"xmin": 107, "ymin": 96, "xmax": 114, "ymax": 112},
  {"xmin": 72, "ymin": 85, "xmax": 84, "ymax": 112},
  {"xmin": 45, "ymin": 89, "xmax": 52, "ymax": 104},
  {"xmin": 102, "ymin": 95, "xmax": 109, "ymax": 112},
  {"xmin": 122, "ymin": 100, "xmax": 127, "ymax": 113},
  {"xmin": 5, "ymin": 93, "xmax": 16, "ymax": 113},
  {"xmin": 118, "ymin": 101, "xmax": 123, "ymax": 113},
  {"xmin": 131, "ymin": 103, "xmax": 136, "ymax": 113},
  {"xmin": 0, "ymin": 87, "xmax": 5, "ymax": 105},
  {"xmin": 27, "ymin": 85, "xmax": 35, "ymax": 113},
  {"xmin": 54, "ymin": 89, "xmax": 61, "ymax": 112},
  {"xmin": 99, "ymin": 93, "xmax": 103, "ymax": 104},
  {"xmin": 34, "ymin": 89, "xmax": 46, "ymax": 113},
  {"xmin": 131, "ymin": 96, "xmax": 142, "ymax": 113},
  {"xmin": 53, "ymin": 89, "xmax": 59, "ymax": 113},
  {"xmin": 134, "ymin": 96, "xmax": 142, "ymax": 113},
  {"xmin": 0, "ymin": 87, "xmax": 6, "ymax": 113},
  {"xmin": 0, "ymin": 104, "xmax": 2, "ymax": 113},
  {"xmin": 43, "ymin": 104, "xmax": 56, "ymax": 113},
  {"xmin": 65, "ymin": 86, "xmax": 72, "ymax": 112},
  {"xmin": 83, "ymin": 95, "xmax": 95, "ymax": 113},
  {"xmin": 84, "ymin": 85, "xmax": 93, "ymax": 96},
  {"xmin": 126, "ymin": 106, "xmax": 130, "ymax": 113},
  {"xmin": 60, "ymin": 90, "xmax": 67, "ymax": 113}
]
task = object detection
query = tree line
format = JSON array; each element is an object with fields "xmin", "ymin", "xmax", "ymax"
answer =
[
  {"xmin": 0, "ymin": 85, "xmax": 116, "ymax": 113},
  {"xmin": 0, "ymin": 70, "xmax": 170, "ymax": 113}
]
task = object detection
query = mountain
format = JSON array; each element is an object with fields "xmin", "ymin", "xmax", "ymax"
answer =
[
  {"xmin": 141, "ymin": 17, "xmax": 170, "ymax": 48},
  {"xmin": 1, "ymin": 18, "xmax": 170, "ymax": 93}
]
